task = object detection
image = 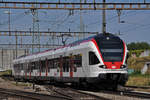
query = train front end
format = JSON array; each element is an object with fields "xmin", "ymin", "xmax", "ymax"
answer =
[{"xmin": 90, "ymin": 33, "xmax": 128, "ymax": 87}]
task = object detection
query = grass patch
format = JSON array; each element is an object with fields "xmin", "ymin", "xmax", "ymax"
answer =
[
  {"xmin": 0, "ymin": 70, "xmax": 12, "ymax": 76},
  {"xmin": 126, "ymin": 75, "xmax": 150, "ymax": 86},
  {"xmin": 127, "ymin": 56, "xmax": 150, "ymax": 74},
  {"xmin": 127, "ymin": 70, "xmax": 150, "ymax": 86}
]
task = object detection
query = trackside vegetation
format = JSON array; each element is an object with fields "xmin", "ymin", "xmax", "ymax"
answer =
[{"xmin": 126, "ymin": 42, "xmax": 150, "ymax": 86}]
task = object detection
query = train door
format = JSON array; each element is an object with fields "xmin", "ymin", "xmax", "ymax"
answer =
[
  {"xmin": 82, "ymin": 50, "xmax": 89, "ymax": 77},
  {"xmin": 62, "ymin": 56, "xmax": 70, "ymax": 77},
  {"xmin": 88, "ymin": 51, "xmax": 101, "ymax": 77},
  {"xmin": 70, "ymin": 54, "xmax": 80, "ymax": 77},
  {"xmin": 70, "ymin": 54, "xmax": 74, "ymax": 77},
  {"xmin": 45, "ymin": 59, "xmax": 48, "ymax": 77},
  {"xmin": 57, "ymin": 56, "xmax": 63, "ymax": 77},
  {"xmin": 39, "ymin": 60, "xmax": 41, "ymax": 77}
]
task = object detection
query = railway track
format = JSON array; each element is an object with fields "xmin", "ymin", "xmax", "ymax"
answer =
[
  {"xmin": 121, "ymin": 91, "xmax": 150, "ymax": 99},
  {"xmin": 125, "ymin": 85, "xmax": 150, "ymax": 89},
  {"xmin": 49, "ymin": 84, "xmax": 150, "ymax": 100},
  {"xmin": 45, "ymin": 85, "xmax": 110, "ymax": 100},
  {"xmin": 93, "ymin": 89, "xmax": 150, "ymax": 99},
  {"xmin": 0, "ymin": 88, "xmax": 72, "ymax": 100},
  {"xmin": 44, "ymin": 84, "xmax": 150, "ymax": 100}
]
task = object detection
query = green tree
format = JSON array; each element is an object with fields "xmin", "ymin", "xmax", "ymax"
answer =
[{"xmin": 127, "ymin": 42, "xmax": 150, "ymax": 50}]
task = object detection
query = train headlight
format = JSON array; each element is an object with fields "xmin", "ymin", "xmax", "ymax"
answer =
[
  {"xmin": 120, "ymin": 65, "xmax": 126, "ymax": 69},
  {"xmin": 99, "ymin": 65, "xmax": 107, "ymax": 69}
]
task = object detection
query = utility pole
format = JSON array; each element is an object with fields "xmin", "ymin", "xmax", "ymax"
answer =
[
  {"xmin": 31, "ymin": 9, "xmax": 40, "ymax": 53},
  {"xmin": 2, "ymin": 48, "xmax": 3, "ymax": 70},
  {"xmin": 31, "ymin": 9, "xmax": 35, "ymax": 54},
  {"xmin": 102, "ymin": 0, "xmax": 106, "ymax": 34},
  {"xmin": 80, "ymin": 11, "xmax": 85, "ymax": 39},
  {"xmin": 4, "ymin": 10, "xmax": 11, "ymax": 36},
  {"xmin": 117, "ymin": 10, "xmax": 122, "ymax": 23},
  {"xmin": 15, "ymin": 32, "xmax": 18, "ymax": 59},
  {"xmin": 80, "ymin": 0, "xmax": 85, "ymax": 39},
  {"xmin": 31, "ymin": 0, "xmax": 40, "ymax": 53}
]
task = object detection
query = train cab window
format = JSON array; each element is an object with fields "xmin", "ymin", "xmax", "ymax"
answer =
[{"xmin": 89, "ymin": 51, "xmax": 100, "ymax": 65}]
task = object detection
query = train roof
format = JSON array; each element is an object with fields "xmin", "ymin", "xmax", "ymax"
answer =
[
  {"xmin": 69, "ymin": 33, "xmax": 120, "ymax": 45},
  {"xmin": 13, "ymin": 33, "xmax": 120, "ymax": 63}
]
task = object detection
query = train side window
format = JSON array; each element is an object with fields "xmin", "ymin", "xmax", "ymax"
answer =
[
  {"xmin": 48, "ymin": 59, "xmax": 53, "ymax": 72},
  {"xmin": 63, "ymin": 57, "xmax": 69, "ymax": 72},
  {"xmin": 89, "ymin": 51, "xmax": 100, "ymax": 65},
  {"xmin": 41, "ymin": 60, "xmax": 46, "ymax": 72},
  {"xmin": 32, "ymin": 62, "xmax": 35, "ymax": 70},
  {"xmin": 74, "ymin": 54, "xmax": 82, "ymax": 67},
  {"xmin": 54, "ymin": 59, "xmax": 59, "ymax": 69},
  {"xmin": 23, "ymin": 63, "xmax": 26, "ymax": 70},
  {"xmin": 29, "ymin": 62, "xmax": 32, "ymax": 72},
  {"xmin": 35, "ymin": 61, "xmax": 39, "ymax": 70}
]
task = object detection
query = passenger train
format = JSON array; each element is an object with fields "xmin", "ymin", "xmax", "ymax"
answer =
[{"xmin": 12, "ymin": 33, "xmax": 128, "ymax": 89}]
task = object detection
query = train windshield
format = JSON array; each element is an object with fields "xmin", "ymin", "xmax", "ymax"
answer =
[{"xmin": 95, "ymin": 36, "xmax": 124, "ymax": 62}]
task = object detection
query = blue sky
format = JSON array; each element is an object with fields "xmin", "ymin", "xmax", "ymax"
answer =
[{"xmin": 0, "ymin": 0, "xmax": 150, "ymax": 52}]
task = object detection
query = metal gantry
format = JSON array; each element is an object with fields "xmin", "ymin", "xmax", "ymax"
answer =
[
  {"xmin": 1, "ymin": 1, "xmax": 150, "ymax": 10},
  {"xmin": 0, "ymin": 44, "xmax": 62, "ymax": 49},
  {"xmin": 0, "ymin": 31, "xmax": 98, "ymax": 50},
  {"xmin": 0, "ymin": 31, "xmax": 98, "ymax": 37}
]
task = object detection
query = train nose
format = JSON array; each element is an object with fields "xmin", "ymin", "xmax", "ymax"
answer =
[{"xmin": 98, "ymin": 73, "xmax": 119, "ymax": 80}]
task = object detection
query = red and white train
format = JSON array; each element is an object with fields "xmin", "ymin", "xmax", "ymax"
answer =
[{"xmin": 12, "ymin": 33, "xmax": 128, "ymax": 89}]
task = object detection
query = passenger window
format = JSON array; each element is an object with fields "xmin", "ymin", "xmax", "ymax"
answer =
[
  {"xmin": 74, "ymin": 54, "xmax": 82, "ymax": 67},
  {"xmin": 89, "ymin": 51, "xmax": 100, "ymax": 65},
  {"xmin": 63, "ymin": 57, "xmax": 69, "ymax": 72}
]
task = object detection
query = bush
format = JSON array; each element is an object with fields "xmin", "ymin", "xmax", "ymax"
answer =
[{"xmin": 0, "ymin": 70, "xmax": 12, "ymax": 76}]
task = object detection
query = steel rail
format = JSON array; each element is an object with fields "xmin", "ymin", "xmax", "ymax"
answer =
[
  {"xmin": 1, "ymin": 1, "xmax": 150, "ymax": 10},
  {"xmin": 122, "ymin": 91, "xmax": 150, "ymax": 99},
  {"xmin": 73, "ymin": 89, "xmax": 111, "ymax": 100},
  {"xmin": 46, "ymin": 85, "xmax": 110, "ymax": 100},
  {"xmin": 125, "ymin": 85, "xmax": 150, "ymax": 89},
  {"xmin": 98, "ymin": 90, "xmax": 150, "ymax": 99},
  {"xmin": 0, "ymin": 88, "xmax": 71, "ymax": 100}
]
